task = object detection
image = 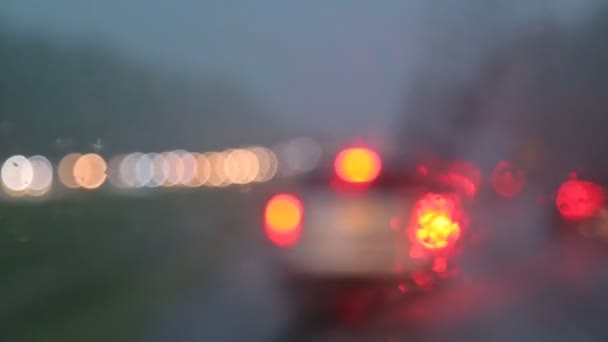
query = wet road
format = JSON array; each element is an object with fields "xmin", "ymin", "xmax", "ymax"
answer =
[{"xmin": 4, "ymin": 188, "xmax": 608, "ymax": 341}]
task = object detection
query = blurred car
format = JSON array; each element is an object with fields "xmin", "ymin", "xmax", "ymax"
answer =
[{"xmin": 258, "ymin": 143, "xmax": 478, "ymax": 323}]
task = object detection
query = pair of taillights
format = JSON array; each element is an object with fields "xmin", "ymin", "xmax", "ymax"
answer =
[
  {"xmin": 264, "ymin": 147, "xmax": 463, "ymax": 251},
  {"xmin": 264, "ymin": 146, "xmax": 607, "ymax": 248},
  {"xmin": 264, "ymin": 147, "xmax": 384, "ymax": 248},
  {"xmin": 264, "ymin": 190, "xmax": 464, "ymax": 254}
]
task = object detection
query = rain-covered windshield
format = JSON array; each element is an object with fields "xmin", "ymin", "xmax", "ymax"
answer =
[{"xmin": 3, "ymin": 1, "xmax": 608, "ymax": 341}]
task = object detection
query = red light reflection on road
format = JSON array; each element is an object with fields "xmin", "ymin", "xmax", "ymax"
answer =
[
  {"xmin": 391, "ymin": 242, "xmax": 598, "ymax": 328},
  {"xmin": 335, "ymin": 289, "xmax": 374, "ymax": 327}
]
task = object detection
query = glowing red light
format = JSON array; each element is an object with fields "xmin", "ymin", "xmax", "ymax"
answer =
[
  {"xmin": 491, "ymin": 161, "xmax": 526, "ymax": 197},
  {"xmin": 390, "ymin": 216, "xmax": 401, "ymax": 231},
  {"xmin": 432, "ymin": 257, "xmax": 448, "ymax": 273},
  {"xmin": 556, "ymin": 179, "xmax": 604, "ymax": 221},
  {"xmin": 409, "ymin": 245, "xmax": 426, "ymax": 259},
  {"xmin": 264, "ymin": 194, "xmax": 303, "ymax": 247},
  {"xmin": 452, "ymin": 161, "xmax": 481, "ymax": 185},
  {"xmin": 440, "ymin": 172, "xmax": 477, "ymax": 198},
  {"xmin": 409, "ymin": 193, "xmax": 462, "ymax": 250},
  {"xmin": 417, "ymin": 165, "xmax": 429, "ymax": 176},
  {"xmin": 439, "ymin": 161, "xmax": 481, "ymax": 198},
  {"xmin": 412, "ymin": 270, "xmax": 434, "ymax": 288}
]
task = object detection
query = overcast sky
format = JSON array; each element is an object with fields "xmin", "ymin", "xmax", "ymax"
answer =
[{"xmin": 2, "ymin": 0, "xmax": 602, "ymax": 135}]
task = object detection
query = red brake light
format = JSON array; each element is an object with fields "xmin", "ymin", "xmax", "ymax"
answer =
[
  {"xmin": 409, "ymin": 193, "xmax": 461, "ymax": 250},
  {"xmin": 264, "ymin": 194, "xmax": 303, "ymax": 247},
  {"xmin": 556, "ymin": 179, "xmax": 604, "ymax": 221},
  {"xmin": 439, "ymin": 161, "xmax": 481, "ymax": 198},
  {"xmin": 334, "ymin": 147, "xmax": 382, "ymax": 184},
  {"xmin": 491, "ymin": 161, "xmax": 526, "ymax": 197}
]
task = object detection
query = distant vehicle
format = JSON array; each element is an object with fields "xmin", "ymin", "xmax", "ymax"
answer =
[{"xmin": 259, "ymin": 142, "xmax": 478, "ymax": 321}]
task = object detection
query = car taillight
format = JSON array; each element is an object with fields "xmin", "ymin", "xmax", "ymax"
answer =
[
  {"xmin": 409, "ymin": 193, "xmax": 462, "ymax": 250},
  {"xmin": 264, "ymin": 194, "xmax": 303, "ymax": 247},
  {"xmin": 556, "ymin": 179, "xmax": 604, "ymax": 222},
  {"xmin": 438, "ymin": 161, "xmax": 481, "ymax": 199},
  {"xmin": 491, "ymin": 160, "xmax": 526, "ymax": 197},
  {"xmin": 334, "ymin": 147, "xmax": 382, "ymax": 184}
]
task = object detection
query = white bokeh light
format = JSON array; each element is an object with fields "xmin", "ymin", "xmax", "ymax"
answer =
[
  {"xmin": 175, "ymin": 150, "xmax": 197, "ymax": 185},
  {"xmin": 119, "ymin": 153, "xmax": 142, "ymax": 188},
  {"xmin": 251, "ymin": 147, "xmax": 278, "ymax": 182},
  {"xmin": 162, "ymin": 151, "xmax": 183, "ymax": 187},
  {"xmin": 278, "ymin": 137, "xmax": 323, "ymax": 176},
  {"xmin": 148, "ymin": 153, "xmax": 169, "ymax": 188},
  {"xmin": 133, "ymin": 153, "xmax": 153, "ymax": 187},
  {"xmin": 2, "ymin": 155, "xmax": 34, "ymax": 192},
  {"xmin": 28, "ymin": 155, "xmax": 53, "ymax": 194}
]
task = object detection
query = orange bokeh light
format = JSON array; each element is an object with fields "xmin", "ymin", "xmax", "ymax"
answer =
[
  {"xmin": 207, "ymin": 152, "xmax": 229, "ymax": 187},
  {"xmin": 58, "ymin": 153, "xmax": 82, "ymax": 189},
  {"xmin": 193, "ymin": 153, "xmax": 211, "ymax": 186},
  {"xmin": 264, "ymin": 194, "xmax": 303, "ymax": 247},
  {"xmin": 73, "ymin": 153, "xmax": 107, "ymax": 190},
  {"xmin": 184, "ymin": 153, "xmax": 202, "ymax": 187},
  {"xmin": 334, "ymin": 147, "xmax": 381, "ymax": 184},
  {"xmin": 225, "ymin": 149, "xmax": 259, "ymax": 185}
]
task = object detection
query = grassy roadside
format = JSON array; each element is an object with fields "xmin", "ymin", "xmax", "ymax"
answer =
[{"xmin": 0, "ymin": 190, "xmax": 250, "ymax": 341}]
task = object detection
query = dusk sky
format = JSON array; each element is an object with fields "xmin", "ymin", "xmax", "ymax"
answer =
[{"xmin": 2, "ymin": 0, "xmax": 601, "ymax": 134}]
